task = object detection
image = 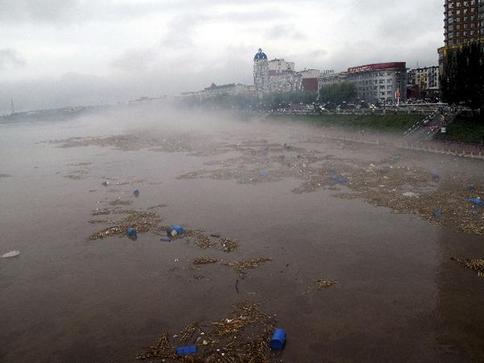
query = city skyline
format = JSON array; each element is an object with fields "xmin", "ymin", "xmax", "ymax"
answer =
[{"xmin": 0, "ymin": 0, "xmax": 443, "ymax": 112}]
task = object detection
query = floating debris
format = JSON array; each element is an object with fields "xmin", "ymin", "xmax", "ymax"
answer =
[
  {"xmin": 2, "ymin": 250, "xmax": 20, "ymax": 258},
  {"xmin": 467, "ymin": 197, "xmax": 484, "ymax": 207},
  {"xmin": 136, "ymin": 303, "xmax": 275, "ymax": 361},
  {"xmin": 88, "ymin": 219, "xmax": 109, "ymax": 224},
  {"xmin": 185, "ymin": 230, "xmax": 216, "ymax": 248},
  {"xmin": 136, "ymin": 332, "xmax": 172, "ymax": 361},
  {"xmin": 330, "ymin": 174, "xmax": 349, "ymax": 185},
  {"xmin": 402, "ymin": 191, "xmax": 419, "ymax": 198},
  {"xmin": 175, "ymin": 345, "xmax": 197, "ymax": 356},
  {"xmin": 92, "ymin": 208, "xmax": 113, "ymax": 216},
  {"xmin": 108, "ymin": 199, "xmax": 133, "ymax": 207},
  {"xmin": 51, "ymin": 133, "xmax": 210, "ymax": 154},
  {"xmin": 451, "ymin": 257, "xmax": 484, "ymax": 277},
  {"xmin": 167, "ymin": 224, "xmax": 185, "ymax": 238},
  {"xmin": 68, "ymin": 161, "xmax": 92, "ymax": 167},
  {"xmin": 64, "ymin": 173, "xmax": 84, "ymax": 180},
  {"xmin": 192, "ymin": 257, "xmax": 218, "ymax": 266},
  {"xmin": 316, "ymin": 279, "xmax": 337, "ymax": 289},
  {"xmin": 89, "ymin": 210, "xmax": 161, "ymax": 240},
  {"xmin": 220, "ymin": 238, "xmax": 239, "ymax": 253},
  {"xmin": 147, "ymin": 204, "xmax": 167, "ymax": 210},
  {"xmin": 177, "ymin": 139, "xmax": 484, "ymax": 235},
  {"xmin": 432, "ymin": 208, "xmax": 443, "ymax": 219},
  {"xmin": 127, "ymin": 227, "xmax": 138, "ymax": 240},
  {"xmin": 270, "ymin": 328, "xmax": 287, "ymax": 351},
  {"xmin": 223, "ymin": 257, "xmax": 272, "ymax": 274},
  {"xmin": 305, "ymin": 279, "xmax": 337, "ymax": 294}
]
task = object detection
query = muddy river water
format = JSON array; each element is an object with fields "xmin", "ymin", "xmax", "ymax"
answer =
[{"xmin": 1, "ymin": 106, "xmax": 483, "ymax": 362}]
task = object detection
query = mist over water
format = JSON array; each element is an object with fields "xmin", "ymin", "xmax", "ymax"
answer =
[
  {"xmin": 1, "ymin": 105, "xmax": 483, "ymax": 362},
  {"xmin": 1, "ymin": 0, "xmax": 482, "ymax": 359}
]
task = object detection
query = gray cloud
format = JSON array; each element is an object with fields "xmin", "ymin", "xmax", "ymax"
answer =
[
  {"xmin": 0, "ymin": 0, "xmax": 82, "ymax": 23},
  {"xmin": 161, "ymin": 13, "xmax": 208, "ymax": 49},
  {"xmin": 375, "ymin": 1, "xmax": 442, "ymax": 42},
  {"xmin": 160, "ymin": 8, "xmax": 288, "ymax": 50},
  {"xmin": 0, "ymin": 0, "xmax": 446, "ymax": 113},
  {"xmin": 111, "ymin": 49, "xmax": 159, "ymax": 72},
  {"xmin": 0, "ymin": 48, "xmax": 26, "ymax": 69},
  {"xmin": 0, "ymin": 0, "xmax": 305, "ymax": 24},
  {"xmin": 266, "ymin": 24, "xmax": 306, "ymax": 40}
]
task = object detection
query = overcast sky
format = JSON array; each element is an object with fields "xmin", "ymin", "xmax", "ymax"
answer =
[{"xmin": 0, "ymin": 0, "xmax": 444, "ymax": 112}]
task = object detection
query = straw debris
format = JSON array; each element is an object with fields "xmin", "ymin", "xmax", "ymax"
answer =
[
  {"xmin": 185, "ymin": 230, "xmax": 218, "ymax": 249},
  {"xmin": 184, "ymin": 230, "xmax": 239, "ymax": 252},
  {"xmin": 451, "ymin": 257, "xmax": 484, "ymax": 277},
  {"xmin": 305, "ymin": 278, "xmax": 337, "ymax": 294},
  {"xmin": 316, "ymin": 280, "xmax": 337, "ymax": 289},
  {"xmin": 220, "ymin": 238, "xmax": 239, "ymax": 253},
  {"xmin": 108, "ymin": 199, "xmax": 133, "ymax": 206},
  {"xmin": 223, "ymin": 258, "xmax": 272, "ymax": 274},
  {"xmin": 179, "ymin": 139, "xmax": 484, "ymax": 235},
  {"xmin": 136, "ymin": 303, "xmax": 276, "ymax": 362},
  {"xmin": 192, "ymin": 257, "xmax": 219, "ymax": 266},
  {"xmin": 89, "ymin": 210, "xmax": 161, "ymax": 240}
]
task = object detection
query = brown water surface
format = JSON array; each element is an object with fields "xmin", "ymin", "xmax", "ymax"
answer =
[{"xmin": 1, "ymin": 107, "xmax": 483, "ymax": 362}]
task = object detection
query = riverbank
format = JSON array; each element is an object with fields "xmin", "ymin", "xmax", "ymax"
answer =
[
  {"xmin": 436, "ymin": 114, "xmax": 484, "ymax": 145},
  {"xmin": 267, "ymin": 113, "xmax": 423, "ymax": 134},
  {"xmin": 268, "ymin": 112, "xmax": 484, "ymax": 145}
]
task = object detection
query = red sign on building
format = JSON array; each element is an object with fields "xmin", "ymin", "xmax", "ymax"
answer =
[{"xmin": 347, "ymin": 62, "xmax": 406, "ymax": 74}]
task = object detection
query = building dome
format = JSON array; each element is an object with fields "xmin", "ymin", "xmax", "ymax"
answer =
[{"xmin": 254, "ymin": 48, "xmax": 268, "ymax": 61}]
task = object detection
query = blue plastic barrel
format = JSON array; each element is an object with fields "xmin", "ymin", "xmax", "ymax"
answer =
[
  {"xmin": 176, "ymin": 345, "xmax": 197, "ymax": 356},
  {"xmin": 467, "ymin": 197, "xmax": 484, "ymax": 207},
  {"xmin": 270, "ymin": 328, "xmax": 287, "ymax": 350},
  {"xmin": 127, "ymin": 227, "xmax": 137, "ymax": 239},
  {"xmin": 168, "ymin": 224, "xmax": 185, "ymax": 237}
]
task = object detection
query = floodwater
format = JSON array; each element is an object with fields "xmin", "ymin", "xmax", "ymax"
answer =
[{"xmin": 1, "ymin": 105, "xmax": 483, "ymax": 362}]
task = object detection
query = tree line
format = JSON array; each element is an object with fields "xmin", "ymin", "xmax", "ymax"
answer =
[{"xmin": 180, "ymin": 82, "xmax": 359, "ymax": 110}]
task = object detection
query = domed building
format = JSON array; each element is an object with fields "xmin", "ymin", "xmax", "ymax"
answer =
[
  {"xmin": 253, "ymin": 48, "xmax": 303, "ymax": 98},
  {"xmin": 254, "ymin": 48, "xmax": 268, "ymax": 61},
  {"xmin": 253, "ymin": 49, "xmax": 269, "ymax": 98}
]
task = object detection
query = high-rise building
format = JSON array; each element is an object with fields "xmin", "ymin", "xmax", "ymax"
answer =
[
  {"xmin": 444, "ymin": 0, "xmax": 481, "ymax": 46},
  {"xmin": 479, "ymin": 0, "xmax": 484, "ymax": 36},
  {"xmin": 439, "ymin": 0, "xmax": 484, "ymax": 72},
  {"xmin": 438, "ymin": 0, "xmax": 483, "ymax": 102}
]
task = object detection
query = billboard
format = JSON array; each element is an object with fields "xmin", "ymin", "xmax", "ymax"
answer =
[{"xmin": 348, "ymin": 62, "xmax": 406, "ymax": 74}]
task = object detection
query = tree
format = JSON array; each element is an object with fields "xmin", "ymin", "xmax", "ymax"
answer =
[
  {"xmin": 260, "ymin": 91, "xmax": 317, "ymax": 109},
  {"xmin": 441, "ymin": 41, "xmax": 483, "ymax": 113},
  {"xmin": 319, "ymin": 82, "xmax": 357, "ymax": 104}
]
